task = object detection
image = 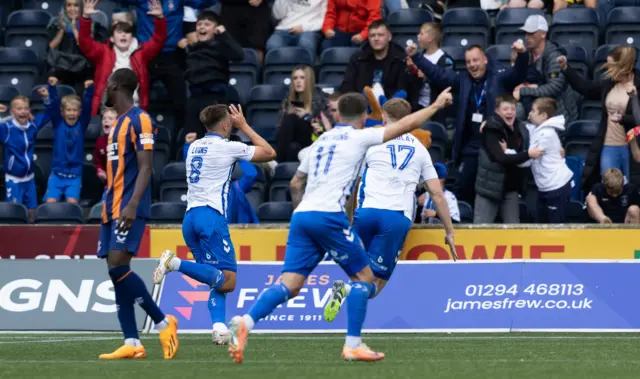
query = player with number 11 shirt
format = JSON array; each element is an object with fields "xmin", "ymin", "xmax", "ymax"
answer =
[{"xmin": 153, "ymin": 104, "xmax": 276, "ymax": 345}]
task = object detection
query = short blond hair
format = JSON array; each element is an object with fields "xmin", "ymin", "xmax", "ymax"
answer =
[
  {"xmin": 603, "ymin": 168, "xmax": 624, "ymax": 192},
  {"xmin": 61, "ymin": 95, "xmax": 81, "ymax": 110},
  {"xmin": 382, "ymin": 98, "xmax": 412, "ymax": 122},
  {"xmin": 10, "ymin": 95, "xmax": 29, "ymax": 108}
]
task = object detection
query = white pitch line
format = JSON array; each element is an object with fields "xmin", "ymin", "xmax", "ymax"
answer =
[{"xmin": 0, "ymin": 337, "xmax": 121, "ymax": 345}]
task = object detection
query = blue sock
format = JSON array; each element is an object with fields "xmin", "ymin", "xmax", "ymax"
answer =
[
  {"xmin": 346, "ymin": 281, "xmax": 374, "ymax": 337},
  {"xmin": 113, "ymin": 266, "xmax": 165, "ymax": 324},
  {"xmin": 248, "ymin": 283, "xmax": 291, "ymax": 323},
  {"xmin": 109, "ymin": 266, "xmax": 139, "ymax": 339},
  {"xmin": 179, "ymin": 261, "xmax": 225, "ymax": 289},
  {"xmin": 208, "ymin": 289, "xmax": 227, "ymax": 324}
]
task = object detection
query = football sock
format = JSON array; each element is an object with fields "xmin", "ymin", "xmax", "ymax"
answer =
[
  {"xmin": 124, "ymin": 338, "xmax": 142, "ymax": 347},
  {"xmin": 111, "ymin": 266, "xmax": 165, "ymax": 324},
  {"xmin": 178, "ymin": 260, "xmax": 226, "ymax": 290},
  {"xmin": 247, "ymin": 283, "xmax": 291, "ymax": 328},
  {"xmin": 209, "ymin": 289, "xmax": 227, "ymax": 324},
  {"xmin": 109, "ymin": 266, "xmax": 139, "ymax": 340},
  {"xmin": 346, "ymin": 281, "xmax": 374, "ymax": 339}
]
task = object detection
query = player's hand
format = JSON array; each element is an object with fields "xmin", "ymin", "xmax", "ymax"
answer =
[
  {"xmin": 0, "ymin": 104, "xmax": 7, "ymax": 113},
  {"xmin": 512, "ymin": 39, "xmax": 526, "ymax": 54},
  {"xmin": 433, "ymin": 87, "xmax": 453, "ymax": 109},
  {"xmin": 351, "ymin": 34, "xmax": 364, "ymax": 44},
  {"xmin": 288, "ymin": 25, "xmax": 303, "ymax": 34},
  {"xmin": 556, "ymin": 56, "xmax": 568, "ymax": 71},
  {"xmin": 117, "ymin": 204, "xmax": 137, "ymax": 233},
  {"xmin": 147, "ymin": 0, "xmax": 164, "ymax": 18},
  {"xmin": 445, "ymin": 233, "xmax": 457, "ymax": 261},
  {"xmin": 48, "ymin": 77, "xmax": 58, "ymax": 87},
  {"xmin": 84, "ymin": 80, "xmax": 94, "ymax": 88},
  {"xmin": 229, "ymin": 104, "xmax": 248, "ymax": 128},
  {"xmin": 324, "ymin": 29, "xmax": 336, "ymax": 39},
  {"xmin": 600, "ymin": 216, "xmax": 612, "ymax": 224},
  {"xmin": 83, "ymin": 0, "xmax": 99, "ymax": 17}
]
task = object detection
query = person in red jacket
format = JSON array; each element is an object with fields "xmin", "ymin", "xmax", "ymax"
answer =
[
  {"xmin": 94, "ymin": 107, "xmax": 117, "ymax": 189},
  {"xmin": 78, "ymin": 0, "xmax": 167, "ymax": 116},
  {"xmin": 321, "ymin": 0, "xmax": 381, "ymax": 51}
]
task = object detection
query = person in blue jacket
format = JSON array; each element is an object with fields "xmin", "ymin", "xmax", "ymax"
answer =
[
  {"xmin": 407, "ymin": 40, "xmax": 530, "ymax": 205},
  {"xmin": 0, "ymin": 91, "xmax": 52, "ymax": 220},
  {"xmin": 43, "ymin": 77, "xmax": 95, "ymax": 204}
]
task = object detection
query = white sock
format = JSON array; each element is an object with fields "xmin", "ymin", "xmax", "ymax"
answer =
[
  {"xmin": 168, "ymin": 257, "xmax": 181, "ymax": 271},
  {"xmin": 156, "ymin": 317, "xmax": 169, "ymax": 331},
  {"xmin": 213, "ymin": 322, "xmax": 228, "ymax": 333},
  {"xmin": 345, "ymin": 336, "xmax": 362, "ymax": 349},
  {"xmin": 242, "ymin": 314, "xmax": 255, "ymax": 331},
  {"xmin": 124, "ymin": 338, "xmax": 141, "ymax": 347}
]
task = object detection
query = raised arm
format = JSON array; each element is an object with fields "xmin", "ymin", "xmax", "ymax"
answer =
[
  {"xmin": 78, "ymin": 0, "xmax": 106, "ymax": 63},
  {"xmin": 557, "ymin": 56, "xmax": 603, "ymax": 100},
  {"xmin": 45, "ymin": 77, "xmax": 62, "ymax": 128},
  {"xmin": 410, "ymin": 50, "xmax": 459, "ymax": 90},
  {"xmin": 229, "ymin": 105, "xmax": 277, "ymax": 162},
  {"xmin": 80, "ymin": 81, "xmax": 95, "ymax": 129}
]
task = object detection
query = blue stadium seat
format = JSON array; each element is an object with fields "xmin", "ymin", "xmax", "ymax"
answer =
[
  {"xmin": 5, "ymin": 10, "xmax": 52, "ymax": 59},
  {"xmin": 564, "ymin": 120, "xmax": 599, "ymax": 159},
  {"xmin": 421, "ymin": 121, "xmax": 447, "ymax": 163},
  {"xmin": 566, "ymin": 200, "xmax": 588, "ymax": 223},
  {"xmin": 563, "ymin": 45, "xmax": 590, "ymax": 79},
  {"xmin": 34, "ymin": 203, "xmax": 84, "ymax": 224},
  {"xmin": 150, "ymin": 202, "xmax": 186, "ymax": 224},
  {"xmin": 486, "ymin": 44, "xmax": 513, "ymax": 69},
  {"xmin": 160, "ymin": 162, "xmax": 187, "ymax": 204},
  {"xmin": 258, "ymin": 201, "xmax": 293, "ymax": 223},
  {"xmin": 605, "ymin": 7, "xmax": 640, "ymax": 49},
  {"xmin": 579, "ymin": 100, "xmax": 602, "ymax": 120},
  {"xmin": 0, "ymin": 202, "xmax": 29, "ymax": 224},
  {"xmin": 457, "ymin": 201, "xmax": 473, "ymax": 223},
  {"xmin": 0, "ymin": 48, "xmax": 40, "ymax": 95},
  {"xmin": 269, "ymin": 162, "xmax": 298, "ymax": 202},
  {"xmin": 246, "ymin": 189, "xmax": 264, "ymax": 211},
  {"xmin": 80, "ymin": 163, "xmax": 104, "ymax": 207},
  {"xmin": 22, "ymin": 0, "xmax": 64, "ymax": 17},
  {"xmin": 88, "ymin": 202, "xmax": 103, "ymax": 224},
  {"xmin": 230, "ymin": 48, "xmax": 260, "ymax": 105},
  {"xmin": 263, "ymin": 47, "xmax": 314, "ymax": 86},
  {"xmin": 387, "ymin": 9, "xmax": 434, "ymax": 47},
  {"xmin": 319, "ymin": 47, "xmax": 358, "ymax": 87},
  {"xmin": 245, "ymin": 85, "xmax": 288, "ymax": 142},
  {"xmin": 95, "ymin": 0, "xmax": 118, "ymax": 18},
  {"xmin": 441, "ymin": 8, "xmax": 490, "ymax": 49},
  {"xmin": 550, "ymin": 8, "xmax": 600, "ymax": 56},
  {"xmin": 83, "ymin": 116, "xmax": 102, "ymax": 163},
  {"xmin": 440, "ymin": 46, "xmax": 467, "ymax": 72},
  {"xmin": 34, "ymin": 126, "xmax": 54, "ymax": 178},
  {"xmin": 495, "ymin": 8, "xmax": 545, "ymax": 45},
  {"xmin": 0, "ymin": 85, "xmax": 19, "ymax": 107},
  {"xmin": 594, "ymin": 44, "xmax": 639, "ymax": 78},
  {"xmin": 565, "ymin": 155, "xmax": 585, "ymax": 202}
]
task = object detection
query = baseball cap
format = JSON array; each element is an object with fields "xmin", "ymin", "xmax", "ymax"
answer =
[
  {"xmin": 520, "ymin": 15, "xmax": 548, "ymax": 33},
  {"xmin": 434, "ymin": 162, "xmax": 447, "ymax": 179}
]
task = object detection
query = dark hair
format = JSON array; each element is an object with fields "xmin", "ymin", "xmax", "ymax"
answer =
[
  {"xmin": 337, "ymin": 93, "xmax": 368, "ymax": 121},
  {"xmin": 200, "ymin": 104, "xmax": 229, "ymax": 131},
  {"xmin": 533, "ymin": 97, "xmax": 557, "ymax": 118},
  {"xmin": 327, "ymin": 91, "xmax": 342, "ymax": 102},
  {"xmin": 496, "ymin": 94, "xmax": 517, "ymax": 106},
  {"xmin": 111, "ymin": 21, "xmax": 134, "ymax": 36},
  {"xmin": 197, "ymin": 10, "xmax": 220, "ymax": 24},
  {"xmin": 465, "ymin": 45, "xmax": 485, "ymax": 54},
  {"xmin": 368, "ymin": 19, "xmax": 390, "ymax": 32},
  {"xmin": 109, "ymin": 68, "xmax": 138, "ymax": 95}
]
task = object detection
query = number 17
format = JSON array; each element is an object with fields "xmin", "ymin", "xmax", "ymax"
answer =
[{"xmin": 387, "ymin": 144, "xmax": 415, "ymax": 170}]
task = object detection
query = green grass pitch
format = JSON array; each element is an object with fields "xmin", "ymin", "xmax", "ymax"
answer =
[{"xmin": 1, "ymin": 333, "xmax": 640, "ymax": 378}]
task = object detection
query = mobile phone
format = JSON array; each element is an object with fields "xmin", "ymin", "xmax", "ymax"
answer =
[{"xmin": 290, "ymin": 100, "xmax": 305, "ymax": 108}]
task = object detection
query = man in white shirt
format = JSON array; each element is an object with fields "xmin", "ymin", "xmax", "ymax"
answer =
[
  {"xmin": 323, "ymin": 98, "xmax": 456, "ymax": 321},
  {"xmin": 153, "ymin": 104, "xmax": 276, "ymax": 345},
  {"xmin": 226, "ymin": 89, "xmax": 453, "ymax": 364},
  {"xmin": 266, "ymin": 0, "xmax": 327, "ymax": 58}
]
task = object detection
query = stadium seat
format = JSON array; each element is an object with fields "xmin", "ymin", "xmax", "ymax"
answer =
[
  {"xmin": 88, "ymin": 202, "xmax": 103, "ymax": 224},
  {"xmin": 0, "ymin": 47, "xmax": 40, "ymax": 95},
  {"xmin": 230, "ymin": 48, "xmax": 260, "ymax": 105},
  {"xmin": 565, "ymin": 155, "xmax": 585, "ymax": 202},
  {"xmin": 160, "ymin": 162, "xmax": 188, "ymax": 204},
  {"xmin": 605, "ymin": 7, "xmax": 640, "ymax": 48},
  {"xmin": 494, "ymin": 8, "xmax": 545, "ymax": 45},
  {"xmin": 457, "ymin": 201, "xmax": 473, "ymax": 223},
  {"xmin": 83, "ymin": 117, "xmax": 102, "ymax": 163},
  {"xmin": 319, "ymin": 47, "xmax": 358, "ymax": 87},
  {"xmin": 245, "ymin": 85, "xmax": 288, "ymax": 143},
  {"xmin": 421, "ymin": 121, "xmax": 447, "ymax": 163},
  {"xmin": 566, "ymin": 200, "xmax": 588, "ymax": 223},
  {"xmin": 563, "ymin": 45, "xmax": 590, "ymax": 79},
  {"xmin": 245, "ymin": 189, "xmax": 264, "ymax": 211},
  {"xmin": 444, "ymin": 160, "xmax": 459, "ymax": 189},
  {"xmin": 564, "ymin": 120, "xmax": 599, "ymax": 160},
  {"xmin": 80, "ymin": 163, "xmax": 104, "ymax": 207},
  {"xmin": 148, "ymin": 81, "xmax": 177, "ymax": 139},
  {"xmin": 549, "ymin": 8, "xmax": 600, "ymax": 56},
  {"xmin": 579, "ymin": 100, "xmax": 602, "ymax": 120},
  {"xmin": 5, "ymin": 10, "xmax": 52, "ymax": 59},
  {"xmin": 440, "ymin": 46, "xmax": 467, "ymax": 72},
  {"xmin": 0, "ymin": 202, "xmax": 29, "ymax": 224},
  {"xmin": 263, "ymin": 47, "xmax": 314, "ymax": 86},
  {"xmin": 0, "ymin": 86, "xmax": 19, "ymax": 113},
  {"xmin": 34, "ymin": 202, "xmax": 84, "ymax": 224},
  {"xmin": 519, "ymin": 200, "xmax": 531, "ymax": 223},
  {"xmin": 22, "ymin": 0, "xmax": 64, "ymax": 17},
  {"xmin": 258, "ymin": 201, "xmax": 293, "ymax": 223},
  {"xmin": 486, "ymin": 44, "xmax": 513, "ymax": 69},
  {"xmin": 150, "ymin": 202, "xmax": 186, "ymax": 224},
  {"xmin": 387, "ymin": 9, "xmax": 434, "ymax": 47},
  {"xmin": 441, "ymin": 8, "xmax": 490, "ymax": 49},
  {"xmin": 34, "ymin": 126, "xmax": 54, "ymax": 178},
  {"xmin": 594, "ymin": 44, "xmax": 640, "ymax": 78},
  {"xmin": 269, "ymin": 162, "xmax": 299, "ymax": 202}
]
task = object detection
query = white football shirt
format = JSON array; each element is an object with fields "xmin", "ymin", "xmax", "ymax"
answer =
[
  {"xmin": 295, "ymin": 125, "xmax": 386, "ymax": 213},
  {"xmin": 358, "ymin": 132, "xmax": 438, "ymax": 220},
  {"xmin": 185, "ymin": 133, "xmax": 256, "ymax": 215}
]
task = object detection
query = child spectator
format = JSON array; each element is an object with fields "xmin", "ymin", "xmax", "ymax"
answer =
[
  {"xmin": 420, "ymin": 162, "xmax": 460, "ymax": 224},
  {"xmin": 586, "ymin": 168, "xmax": 640, "ymax": 224},
  {"xmin": 0, "ymin": 92, "xmax": 52, "ymax": 220},
  {"xmin": 43, "ymin": 77, "xmax": 94, "ymax": 204},
  {"xmin": 94, "ymin": 107, "xmax": 117, "ymax": 187},
  {"xmin": 513, "ymin": 98, "xmax": 573, "ymax": 223},
  {"xmin": 78, "ymin": 0, "xmax": 167, "ymax": 115},
  {"xmin": 182, "ymin": 11, "xmax": 244, "ymax": 145}
]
